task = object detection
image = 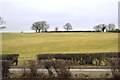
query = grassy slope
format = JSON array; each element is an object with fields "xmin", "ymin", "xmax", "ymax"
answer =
[{"xmin": 2, "ymin": 32, "xmax": 118, "ymax": 58}]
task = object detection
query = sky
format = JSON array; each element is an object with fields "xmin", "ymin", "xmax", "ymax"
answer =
[{"xmin": 0, "ymin": 0, "xmax": 119, "ymax": 32}]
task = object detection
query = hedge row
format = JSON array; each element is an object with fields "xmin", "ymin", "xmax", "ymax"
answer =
[
  {"xmin": 37, "ymin": 52, "xmax": 120, "ymax": 65},
  {"xmin": 0, "ymin": 60, "xmax": 11, "ymax": 78},
  {"xmin": 0, "ymin": 54, "xmax": 19, "ymax": 65},
  {"xmin": 37, "ymin": 52, "xmax": 120, "ymax": 60}
]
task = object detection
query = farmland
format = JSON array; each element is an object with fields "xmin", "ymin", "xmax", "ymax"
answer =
[
  {"xmin": 2, "ymin": 32, "xmax": 118, "ymax": 58},
  {"xmin": 1, "ymin": 32, "xmax": 119, "ymax": 78},
  {"xmin": 2, "ymin": 33, "xmax": 118, "ymax": 57}
]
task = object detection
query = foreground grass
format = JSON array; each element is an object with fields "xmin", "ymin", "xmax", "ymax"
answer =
[{"xmin": 2, "ymin": 32, "xmax": 118, "ymax": 58}]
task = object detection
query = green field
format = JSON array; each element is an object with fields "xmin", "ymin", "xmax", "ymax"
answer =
[{"xmin": 2, "ymin": 32, "xmax": 118, "ymax": 58}]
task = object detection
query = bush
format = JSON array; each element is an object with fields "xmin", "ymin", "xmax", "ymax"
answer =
[
  {"xmin": 37, "ymin": 52, "xmax": 120, "ymax": 66},
  {"xmin": 21, "ymin": 60, "xmax": 39, "ymax": 78},
  {"xmin": 0, "ymin": 54, "xmax": 19, "ymax": 65},
  {"xmin": 108, "ymin": 58, "xmax": 120, "ymax": 79},
  {"xmin": 1, "ymin": 60, "xmax": 11, "ymax": 78},
  {"xmin": 41, "ymin": 59, "xmax": 72, "ymax": 78}
]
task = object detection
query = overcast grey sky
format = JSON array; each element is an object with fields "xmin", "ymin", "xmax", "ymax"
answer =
[{"xmin": 0, "ymin": 0, "xmax": 119, "ymax": 32}]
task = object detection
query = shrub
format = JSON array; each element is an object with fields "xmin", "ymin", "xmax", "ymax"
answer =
[
  {"xmin": 108, "ymin": 58, "xmax": 120, "ymax": 79},
  {"xmin": 0, "ymin": 54, "xmax": 19, "ymax": 65},
  {"xmin": 36, "ymin": 52, "xmax": 120, "ymax": 66},
  {"xmin": 21, "ymin": 60, "xmax": 39, "ymax": 78},
  {"xmin": 1, "ymin": 60, "xmax": 11, "ymax": 78},
  {"xmin": 41, "ymin": 59, "xmax": 72, "ymax": 78}
]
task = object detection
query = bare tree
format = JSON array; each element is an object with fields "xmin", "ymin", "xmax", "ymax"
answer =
[
  {"xmin": 32, "ymin": 21, "xmax": 49, "ymax": 33},
  {"xmin": 0, "ymin": 17, "xmax": 6, "ymax": 30},
  {"xmin": 106, "ymin": 23, "xmax": 115, "ymax": 32},
  {"xmin": 41, "ymin": 24, "xmax": 49, "ymax": 32},
  {"xmin": 101, "ymin": 24, "xmax": 107, "ymax": 32},
  {"xmin": 63, "ymin": 23, "xmax": 72, "ymax": 31},
  {"xmin": 93, "ymin": 24, "xmax": 106, "ymax": 32},
  {"xmin": 93, "ymin": 25, "xmax": 102, "ymax": 32}
]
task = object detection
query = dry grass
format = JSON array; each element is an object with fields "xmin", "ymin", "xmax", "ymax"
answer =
[{"xmin": 2, "ymin": 32, "xmax": 118, "ymax": 59}]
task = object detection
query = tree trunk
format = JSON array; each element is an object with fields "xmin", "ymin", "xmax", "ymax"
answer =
[
  {"xmin": 67, "ymin": 28, "xmax": 69, "ymax": 31},
  {"xmin": 38, "ymin": 29, "xmax": 40, "ymax": 33},
  {"xmin": 35, "ymin": 30, "xmax": 37, "ymax": 33},
  {"xmin": 41, "ymin": 29, "xmax": 43, "ymax": 33}
]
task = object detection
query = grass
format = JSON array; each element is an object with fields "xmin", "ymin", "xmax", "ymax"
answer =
[{"xmin": 2, "ymin": 32, "xmax": 118, "ymax": 59}]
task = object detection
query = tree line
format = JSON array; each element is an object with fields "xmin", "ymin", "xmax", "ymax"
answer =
[
  {"xmin": 93, "ymin": 23, "xmax": 117, "ymax": 32},
  {"xmin": 0, "ymin": 17, "xmax": 119, "ymax": 32},
  {"xmin": 31, "ymin": 21, "xmax": 72, "ymax": 33},
  {"xmin": 31, "ymin": 21, "xmax": 119, "ymax": 33}
]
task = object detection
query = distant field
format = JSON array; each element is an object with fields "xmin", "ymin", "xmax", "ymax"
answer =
[{"xmin": 2, "ymin": 32, "xmax": 118, "ymax": 58}]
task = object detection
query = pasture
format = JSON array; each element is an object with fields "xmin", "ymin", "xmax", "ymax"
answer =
[{"xmin": 2, "ymin": 32, "xmax": 118, "ymax": 58}]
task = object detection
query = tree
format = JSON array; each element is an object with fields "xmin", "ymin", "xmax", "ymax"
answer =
[
  {"xmin": 93, "ymin": 24, "xmax": 106, "ymax": 32},
  {"xmin": 41, "ymin": 24, "xmax": 49, "ymax": 32},
  {"xmin": 63, "ymin": 23, "xmax": 72, "ymax": 31},
  {"xmin": 101, "ymin": 24, "xmax": 106, "ymax": 32},
  {"xmin": 106, "ymin": 23, "xmax": 115, "ymax": 32},
  {"xmin": 32, "ymin": 21, "xmax": 49, "ymax": 33},
  {"xmin": 55, "ymin": 27, "xmax": 58, "ymax": 32},
  {"xmin": 0, "ymin": 26, "xmax": 6, "ymax": 30},
  {"xmin": 93, "ymin": 25, "xmax": 102, "ymax": 32},
  {"xmin": 0, "ymin": 17, "xmax": 6, "ymax": 30}
]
